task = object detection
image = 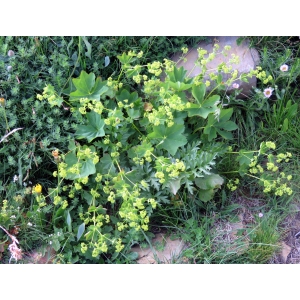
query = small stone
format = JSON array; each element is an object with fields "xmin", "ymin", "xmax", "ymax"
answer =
[{"xmin": 280, "ymin": 241, "xmax": 291, "ymax": 263}]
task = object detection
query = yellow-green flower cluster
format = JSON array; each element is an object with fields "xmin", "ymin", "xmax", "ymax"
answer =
[
  {"xmin": 163, "ymin": 58, "xmax": 175, "ymax": 72},
  {"xmin": 146, "ymin": 105, "xmax": 175, "ymax": 127},
  {"xmin": 266, "ymin": 162, "xmax": 278, "ymax": 172},
  {"xmin": 91, "ymin": 240, "xmax": 108, "ymax": 257},
  {"xmin": 0, "ymin": 199, "xmax": 8, "ymax": 218},
  {"xmin": 165, "ymin": 160, "xmax": 186, "ymax": 178},
  {"xmin": 155, "ymin": 171, "xmax": 165, "ymax": 183},
  {"xmin": 147, "ymin": 61, "xmax": 162, "ymax": 77},
  {"xmin": 265, "ymin": 141, "xmax": 276, "ymax": 149},
  {"xmin": 114, "ymin": 238, "xmax": 125, "ymax": 253},
  {"xmin": 143, "ymin": 78, "xmax": 161, "ymax": 94},
  {"xmin": 226, "ymin": 178, "xmax": 239, "ymax": 191},
  {"xmin": 276, "ymin": 152, "xmax": 292, "ymax": 163},
  {"xmin": 36, "ymin": 84, "xmax": 63, "ymax": 107},
  {"xmin": 262, "ymin": 177, "xmax": 293, "ymax": 196},
  {"xmin": 132, "ymin": 149, "xmax": 153, "ymax": 166},
  {"xmin": 78, "ymin": 98, "xmax": 104, "ymax": 115},
  {"xmin": 118, "ymin": 196, "xmax": 151, "ymax": 232},
  {"xmin": 250, "ymin": 66, "xmax": 273, "ymax": 84},
  {"xmin": 181, "ymin": 47, "xmax": 188, "ymax": 54}
]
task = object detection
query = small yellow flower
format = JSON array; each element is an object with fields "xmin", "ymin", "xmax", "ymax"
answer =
[{"xmin": 34, "ymin": 183, "xmax": 42, "ymax": 194}]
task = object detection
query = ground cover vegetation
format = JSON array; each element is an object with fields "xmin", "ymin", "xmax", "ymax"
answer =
[{"xmin": 0, "ymin": 36, "xmax": 299, "ymax": 264}]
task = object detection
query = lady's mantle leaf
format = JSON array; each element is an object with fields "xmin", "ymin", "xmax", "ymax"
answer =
[
  {"xmin": 148, "ymin": 124, "xmax": 187, "ymax": 156},
  {"xmin": 75, "ymin": 111, "xmax": 105, "ymax": 142},
  {"xmin": 69, "ymin": 71, "xmax": 108, "ymax": 101}
]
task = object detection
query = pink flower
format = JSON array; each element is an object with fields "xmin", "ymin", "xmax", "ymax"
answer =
[
  {"xmin": 232, "ymin": 83, "xmax": 240, "ymax": 89},
  {"xmin": 263, "ymin": 87, "xmax": 274, "ymax": 98},
  {"xmin": 258, "ymin": 213, "xmax": 264, "ymax": 218},
  {"xmin": 280, "ymin": 64, "xmax": 289, "ymax": 72}
]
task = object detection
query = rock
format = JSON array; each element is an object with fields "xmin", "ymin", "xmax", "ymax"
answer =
[
  {"xmin": 131, "ymin": 233, "xmax": 187, "ymax": 264},
  {"xmin": 280, "ymin": 241, "xmax": 292, "ymax": 263},
  {"xmin": 170, "ymin": 36, "xmax": 260, "ymax": 98}
]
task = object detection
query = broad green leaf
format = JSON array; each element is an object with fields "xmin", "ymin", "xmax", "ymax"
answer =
[
  {"xmin": 236, "ymin": 150, "xmax": 254, "ymax": 166},
  {"xmin": 128, "ymin": 141, "xmax": 154, "ymax": 159},
  {"xmin": 116, "ymin": 89, "xmax": 142, "ymax": 119},
  {"xmin": 195, "ymin": 173, "xmax": 224, "ymax": 190},
  {"xmin": 216, "ymin": 121, "xmax": 238, "ymax": 131},
  {"xmin": 169, "ymin": 81, "xmax": 193, "ymax": 91},
  {"xmin": 236, "ymin": 149, "xmax": 254, "ymax": 176},
  {"xmin": 77, "ymin": 223, "xmax": 85, "ymax": 241},
  {"xmin": 97, "ymin": 153, "xmax": 116, "ymax": 174},
  {"xmin": 215, "ymin": 128, "xmax": 233, "ymax": 139},
  {"xmin": 217, "ymin": 107, "xmax": 234, "ymax": 122},
  {"xmin": 52, "ymin": 239, "xmax": 61, "ymax": 251},
  {"xmin": 167, "ymin": 66, "xmax": 188, "ymax": 83},
  {"xmin": 117, "ymin": 52, "xmax": 133, "ymax": 65},
  {"xmin": 75, "ymin": 111, "xmax": 105, "ymax": 142},
  {"xmin": 64, "ymin": 146, "xmax": 97, "ymax": 180},
  {"xmin": 203, "ymin": 108, "xmax": 237, "ymax": 141},
  {"xmin": 69, "ymin": 71, "xmax": 108, "ymax": 101},
  {"xmin": 65, "ymin": 155, "xmax": 96, "ymax": 180},
  {"xmin": 198, "ymin": 188, "xmax": 215, "ymax": 202},
  {"xmin": 148, "ymin": 124, "xmax": 187, "ymax": 156},
  {"xmin": 187, "ymin": 91, "xmax": 220, "ymax": 119},
  {"xmin": 127, "ymin": 251, "xmax": 139, "ymax": 261},
  {"xmin": 192, "ymin": 83, "xmax": 206, "ymax": 104}
]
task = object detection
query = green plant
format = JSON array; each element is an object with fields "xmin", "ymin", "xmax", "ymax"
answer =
[{"xmin": 26, "ymin": 44, "xmax": 265, "ymax": 263}]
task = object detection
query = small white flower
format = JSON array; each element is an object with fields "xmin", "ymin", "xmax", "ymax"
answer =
[
  {"xmin": 23, "ymin": 182, "xmax": 27, "ymax": 187},
  {"xmin": 13, "ymin": 175, "xmax": 18, "ymax": 182},
  {"xmin": 258, "ymin": 213, "xmax": 264, "ymax": 218},
  {"xmin": 49, "ymin": 241, "xmax": 52, "ymax": 245},
  {"xmin": 280, "ymin": 64, "xmax": 288, "ymax": 72},
  {"xmin": 263, "ymin": 87, "xmax": 274, "ymax": 98},
  {"xmin": 10, "ymin": 215, "xmax": 16, "ymax": 219},
  {"xmin": 57, "ymin": 232, "xmax": 61, "ymax": 237},
  {"xmin": 27, "ymin": 222, "xmax": 33, "ymax": 227},
  {"xmin": 232, "ymin": 83, "xmax": 239, "ymax": 89}
]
